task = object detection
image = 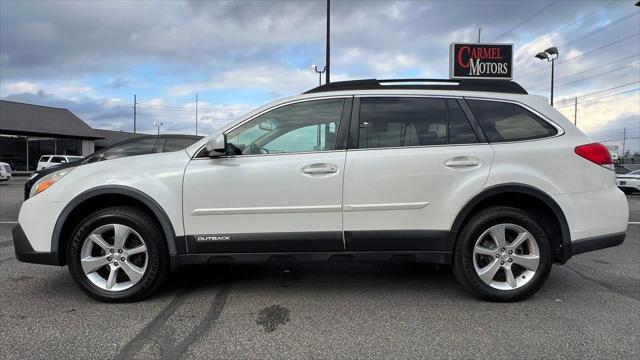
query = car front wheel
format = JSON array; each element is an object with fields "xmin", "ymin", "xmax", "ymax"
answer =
[
  {"xmin": 453, "ymin": 206, "xmax": 552, "ymax": 302},
  {"xmin": 67, "ymin": 206, "xmax": 168, "ymax": 302}
]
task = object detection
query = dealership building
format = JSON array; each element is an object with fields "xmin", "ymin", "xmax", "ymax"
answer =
[{"xmin": 0, "ymin": 100, "xmax": 141, "ymax": 171}]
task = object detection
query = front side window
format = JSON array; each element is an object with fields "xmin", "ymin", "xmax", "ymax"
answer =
[
  {"xmin": 467, "ymin": 100, "xmax": 557, "ymax": 142},
  {"xmin": 51, "ymin": 156, "xmax": 67, "ymax": 163},
  {"xmin": 225, "ymin": 99, "xmax": 344, "ymax": 155}
]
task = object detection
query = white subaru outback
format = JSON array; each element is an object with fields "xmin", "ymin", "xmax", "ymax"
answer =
[{"xmin": 13, "ymin": 79, "xmax": 628, "ymax": 302}]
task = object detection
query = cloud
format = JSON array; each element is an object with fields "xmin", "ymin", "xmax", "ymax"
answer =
[{"xmin": 1, "ymin": 0, "xmax": 638, "ymax": 149}]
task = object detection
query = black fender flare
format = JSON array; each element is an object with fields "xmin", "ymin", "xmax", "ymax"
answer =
[
  {"xmin": 447, "ymin": 183, "xmax": 572, "ymax": 262},
  {"xmin": 52, "ymin": 185, "xmax": 182, "ymax": 268}
]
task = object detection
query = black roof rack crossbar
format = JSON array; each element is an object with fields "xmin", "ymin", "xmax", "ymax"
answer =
[{"xmin": 304, "ymin": 78, "xmax": 527, "ymax": 95}]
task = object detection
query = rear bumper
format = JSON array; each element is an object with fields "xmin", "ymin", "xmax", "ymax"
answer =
[
  {"xmin": 570, "ymin": 231, "xmax": 626, "ymax": 256},
  {"xmin": 12, "ymin": 225, "xmax": 61, "ymax": 265}
]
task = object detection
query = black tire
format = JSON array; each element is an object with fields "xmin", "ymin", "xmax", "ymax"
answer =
[
  {"xmin": 67, "ymin": 206, "xmax": 169, "ymax": 302},
  {"xmin": 452, "ymin": 206, "xmax": 553, "ymax": 302}
]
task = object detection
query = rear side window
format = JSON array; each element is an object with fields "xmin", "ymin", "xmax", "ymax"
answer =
[
  {"xmin": 356, "ymin": 97, "xmax": 479, "ymax": 149},
  {"xmin": 448, "ymin": 99, "xmax": 479, "ymax": 144},
  {"xmin": 358, "ymin": 97, "xmax": 447, "ymax": 148},
  {"xmin": 50, "ymin": 156, "xmax": 67, "ymax": 163},
  {"xmin": 467, "ymin": 100, "xmax": 557, "ymax": 142}
]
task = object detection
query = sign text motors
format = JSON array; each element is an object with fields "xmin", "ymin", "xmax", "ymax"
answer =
[{"xmin": 450, "ymin": 43, "xmax": 513, "ymax": 80}]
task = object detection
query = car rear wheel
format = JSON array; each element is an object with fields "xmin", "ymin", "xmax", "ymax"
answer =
[
  {"xmin": 453, "ymin": 206, "xmax": 552, "ymax": 302},
  {"xmin": 67, "ymin": 206, "xmax": 168, "ymax": 302}
]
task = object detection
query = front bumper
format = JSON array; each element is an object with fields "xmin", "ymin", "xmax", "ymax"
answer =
[
  {"xmin": 570, "ymin": 231, "xmax": 626, "ymax": 256},
  {"xmin": 12, "ymin": 225, "xmax": 61, "ymax": 265}
]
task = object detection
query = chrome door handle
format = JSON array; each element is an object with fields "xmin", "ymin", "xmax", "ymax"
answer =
[
  {"xmin": 444, "ymin": 156, "xmax": 480, "ymax": 168},
  {"xmin": 302, "ymin": 163, "xmax": 338, "ymax": 175}
]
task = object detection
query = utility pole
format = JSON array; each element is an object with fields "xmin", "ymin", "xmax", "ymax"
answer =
[
  {"xmin": 574, "ymin": 97, "xmax": 577, "ymax": 126},
  {"xmin": 622, "ymin": 127, "xmax": 626, "ymax": 156},
  {"xmin": 477, "ymin": 28, "xmax": 482, "ymax": 43},
  {"xmin": 195, "ymin": 93, "xmax": 199, "ymax": 136},
  {"xmin": 325, "ymin": 0, "xmax": 330, "ymax": 84},
  {"xmin": 133, "ymin": 94, "xmax": 137, "ymax": 133}
]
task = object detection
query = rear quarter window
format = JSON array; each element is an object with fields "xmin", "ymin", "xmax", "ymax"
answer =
[
  {"xmin": 39, "ymin": 156, "xmax": 50, "ymax": 162},
  {"xmin": 467, "ymin": 100, "xmax": 557, "ymax": 142}
]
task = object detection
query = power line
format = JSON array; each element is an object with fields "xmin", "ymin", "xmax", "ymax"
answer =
[
  {"xmin": 493, "ymin": 0, "xmax": 559, "ymax": 41},
  {"xmin": 545, "ymin": 0, "xmax": 618, "ymax": 36},
  {"xmin": 531, "ymin": 63, "xmax": 639, "ymax": 90},
  {"xmin": 557, "ymin": 10, "xmax": 639, "ymax": 49},
  {"xmin": 516, "ymin": 33, "xmax": 640, "ymax": 79},
  {"xmin": 555, "ymin": 81, "xmax": 640, "ymax": 104},
  {"xmin": 526, "ymin": 53, "xmax": 639, "ymax": 86},
  {"xmin": 555, "ymin": 86, "xmax": 640, "ymax": 108}
]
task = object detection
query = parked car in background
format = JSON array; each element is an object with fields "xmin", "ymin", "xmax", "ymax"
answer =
[
  {"xmin": 616, "ymin": 169, "xmax": 640, "ymax": 194},
  {"xmin": 0, "ymin": 162, "xmax": 12, "ymax": 182},
  {"xmin": 36, "ymin": 155, "xmax": 84, "ymax": 171},
  {"xmin": 13, "ymin": 79, "xmax": 628, "ymax": 303},
  {"xmin": 609, "ymin": 150, "xmax": 619, "ymax": 164},
  {"xmin": 614, "ymin": 164, "xmax": 631, "ymax": 176},
  {"xmin": 25, "ymin": 135, "xmax": 202, "ymax": 199}
]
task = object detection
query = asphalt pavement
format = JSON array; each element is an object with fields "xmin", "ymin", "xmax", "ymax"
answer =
[{"xmin": 0, "ymin": 177, "xmax": 638, "ymax": 359}]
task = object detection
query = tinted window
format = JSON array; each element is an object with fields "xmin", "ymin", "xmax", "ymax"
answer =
[
  {"xmin": 101, "ymin": 138, "xmax": 157, "ymax": 160},
  {"xmin": 358, "ymin": 98, "xmax": 447, "ymax": 149},
  {"xmin": 448, "ymin": 99, "xmax": 478, "ymax": 144},
  {"xmin": 161, "ymin": 138, "xmax": 198, "ymax": 152},
  {"xmin": 615, "ymin": 165, "xmax": 631, "ymax": 175},
  {"xmin": 467, "ymin": 100, "xmax": 557, "ymax": 142},
  {"xmin": 50, "ymin": 156, "xmax": 67, "ymax": 163},
  {"xmin": 39, "ymin": 156, "xmax": 50, "ymax": 162},
  {"xmin": 226, "ymin": 99, "xmax": 344, "ymax": 155}
]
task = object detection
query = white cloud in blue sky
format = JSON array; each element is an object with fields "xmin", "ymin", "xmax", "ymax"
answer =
[{"xmin": 0, "ymin": 0, "xmax": 638, "ymax": 151}]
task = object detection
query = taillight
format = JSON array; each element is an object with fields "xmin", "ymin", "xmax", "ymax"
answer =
[{"xmin": 574, "ymin": 143, "xmax": 613, "ymax": 169}]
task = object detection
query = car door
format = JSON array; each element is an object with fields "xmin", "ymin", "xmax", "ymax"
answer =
[
  {"xmin": 342, "ymin": 96, "xmax": 494, "ymax": 251},
  {"xmin": 182, "ymin": 97, "xmax": 352, "ymax": 253}
]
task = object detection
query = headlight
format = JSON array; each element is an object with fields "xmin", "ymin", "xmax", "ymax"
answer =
[{"xmin": 29, "ymin": 168, "xmax": 74, "ymax": 198}]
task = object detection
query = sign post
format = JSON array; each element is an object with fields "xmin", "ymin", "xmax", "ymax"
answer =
[{"xmin": 450, "ymin": 43, "xmax": 513, "ymax": 80}]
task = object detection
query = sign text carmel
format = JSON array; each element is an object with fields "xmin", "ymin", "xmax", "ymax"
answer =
[{"xmin": 450, "ymin": 43, "xmax": 513, "ymax": 80}]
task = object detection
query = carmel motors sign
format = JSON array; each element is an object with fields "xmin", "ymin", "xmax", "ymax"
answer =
[{"xmin": 450, "ymin": 43, "xmax": 513, "ymax": 80}]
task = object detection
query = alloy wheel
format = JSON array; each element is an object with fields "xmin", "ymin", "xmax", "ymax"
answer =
[
  {"xmin": 79, "ymin": 224, "xmax": 148, "ymax": 291},
  {"xmin": 472, "ymin": 223, "xmax": 540, "ymax": 290}
]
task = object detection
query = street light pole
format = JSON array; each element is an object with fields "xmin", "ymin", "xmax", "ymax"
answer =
[
  {"xmin": 312, "ymin": 65, "xmax": 326, "ymax": 86},
  {"xmin": 325, "ymin": 0, "xmax": 330, "ymax": 84},
  {"xmin": 550, "ymin": 57, "xmax": 556, "ymax": 106},
  {"xmin": 153, "ymin": 122, "xmax": 163, "ymax": 135},
  {"xmin": 535, "ymin": 47, "xmax": 559, "ymax": 106}
]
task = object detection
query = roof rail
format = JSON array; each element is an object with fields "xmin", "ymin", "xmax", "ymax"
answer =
[{"xmin": 303, "ymin": 78, "xmax": 528, "ymax": 95}]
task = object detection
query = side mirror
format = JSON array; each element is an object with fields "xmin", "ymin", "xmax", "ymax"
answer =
[
  {"xmin": 259, "ymin": 120, "xmax": 274, "ymax": 131},
  {"xmin": 205, "ymin": 134, "xmax": 227, "ymax": 157}
]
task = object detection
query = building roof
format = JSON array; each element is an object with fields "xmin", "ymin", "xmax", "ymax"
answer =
[
  {"xmin": 93, "ymin": 129, "xmax": 147, "ymax": 148},
  {"xmin": 0, "ymin": 100, "xmax": 103, "ymax": 139}
]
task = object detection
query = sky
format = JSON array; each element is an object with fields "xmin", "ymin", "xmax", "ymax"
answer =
[{"xmin": 0, "ymin": 0, "xmax": 638, "ymax": 153}]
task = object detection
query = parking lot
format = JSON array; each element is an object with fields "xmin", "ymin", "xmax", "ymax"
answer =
[{"xmin": 0, "ymin": 177, "xmax": 638, "ymax": 359}]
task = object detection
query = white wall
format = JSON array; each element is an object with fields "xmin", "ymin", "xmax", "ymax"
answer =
[{"xmin": 81, "ymin": 140, "xmax": 95, "ymax": 156}]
